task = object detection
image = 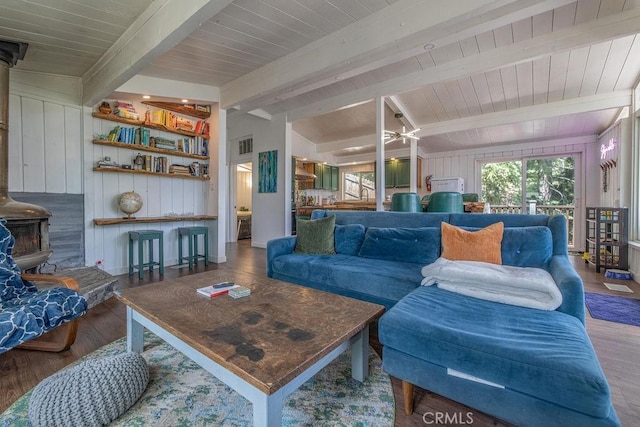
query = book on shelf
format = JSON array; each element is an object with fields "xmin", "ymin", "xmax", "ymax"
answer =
[
  {"xmin": 107, "ymin": 125, "xmax": 120, "ymax": 141},
  {"xmin": 96, "ymin": 160, "xmax": 122, "ymax": 168},
  {"xmin": 197, "ymin": 282, "xmax": 239, "ymax": 297},
  {"xmin": 141, "ymin": 128, "xmax": 150, "ymax": 146},
  {"xmin": 115, "ymin": 102, "xmax": 140, "ymax": 120}
]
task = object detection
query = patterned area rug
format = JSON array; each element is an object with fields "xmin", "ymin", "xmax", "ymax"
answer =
[
  {"xmin": 585, "ymin": 292, "xmax": 640, "ymax": 327},
  {"xmin": 1, "ymin": 332, "xmax": 395, "ymax": 426}
]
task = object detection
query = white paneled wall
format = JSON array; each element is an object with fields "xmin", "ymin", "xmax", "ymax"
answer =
[{"xmin": 8, "ymin": 94, "xmax": 82, "ymax": 194}]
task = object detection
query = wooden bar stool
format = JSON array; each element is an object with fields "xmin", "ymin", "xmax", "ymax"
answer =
[
  {"xmin": 178, "ymin": 226, "xmax": 209, "ymax": 269},
  {"xmin": 128, "ymin": 230, "xmax": 164, "ymax": 279}
]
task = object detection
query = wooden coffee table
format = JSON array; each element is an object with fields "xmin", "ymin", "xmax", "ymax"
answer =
[{"xmin": 116, "ymin": 269, "xmax": 385, "ymax": 426}]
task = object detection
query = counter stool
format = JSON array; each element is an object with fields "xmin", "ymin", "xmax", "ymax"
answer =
[
  {"xmin": 128, "ymin": 230, "xmax": 164, "ymax": 279},
  {"xmin": 178, "ymin": 226, "xmax": 209, "ymax": 269}
]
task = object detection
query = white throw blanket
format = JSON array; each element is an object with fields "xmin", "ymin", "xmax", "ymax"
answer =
[{"xmin": 421, "ymin": 258, "xmax": 563, "ymax": 310}]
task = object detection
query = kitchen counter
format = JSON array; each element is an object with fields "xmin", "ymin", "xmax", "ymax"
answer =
[{"xmin": 296, "ymin": 201, "xmax": 377, "ymax": 216}]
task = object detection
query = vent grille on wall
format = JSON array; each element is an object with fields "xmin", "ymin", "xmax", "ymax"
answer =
[{"xmin": 239, "ymin": 137, "xmax": 253, "ymax": 155}]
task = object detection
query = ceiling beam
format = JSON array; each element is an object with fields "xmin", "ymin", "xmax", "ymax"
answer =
[
  {"xmin": 415, "ymin": 91, "xmax": 632, "ymax": 137},
  {"xmin": 288, "ymin": 7, "xmax": 640, "ymax": 122},
  {"xmin": 385, "ymin": 96, "xmax": 418, "ymax": 130},
  {"xmin": 318, "ymin": 91, "xmax": 631, "ymax": 152},
  {"xmin": 221, "ymin": 0, "xmax": 574, "ymax": 113},
  {"xmin": 82, "ymin": 0, "xmax": 233, "ymax": 106},
  {"xmin": 315, "ymin": 135, "xmax": 375, "ymax": 154}
]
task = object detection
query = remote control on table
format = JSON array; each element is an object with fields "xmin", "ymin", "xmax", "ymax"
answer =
[{"xmin": 212, "ymin": 282, "xmax": 235, "ymax": 289}]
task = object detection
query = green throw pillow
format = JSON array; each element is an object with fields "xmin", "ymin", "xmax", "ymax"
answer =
[{"xmin": 294, "ymin": 215, "xmax": 336, "ymax": 255}]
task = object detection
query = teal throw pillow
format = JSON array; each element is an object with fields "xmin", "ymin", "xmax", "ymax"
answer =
[{"xmin": 294, "ymin": 215, "xmax": 336, "ymax": 255}]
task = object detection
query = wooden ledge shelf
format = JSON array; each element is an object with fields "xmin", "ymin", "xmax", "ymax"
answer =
[
  {"xmin": 142, "ymin": 101, "xmax": 210, "ymax": 119},
  {"xmin": 92, "ymin": 113, "xmax": 209, "ymax": 139},
  {"xmin": 94, "ymin": 215, "xmax": 217, "ymax": 226},
  {"xmin": 93, "ymin": 167, "xmax": 209, "ymax": 180},
  {"xmin": 93, "ymin": 139, "xmax": 208, "ymax": 160}
]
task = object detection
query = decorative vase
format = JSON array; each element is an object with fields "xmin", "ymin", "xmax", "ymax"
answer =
[{"xmin": 98, "ymin": 102, "xmax": 111, "ymax": 115}]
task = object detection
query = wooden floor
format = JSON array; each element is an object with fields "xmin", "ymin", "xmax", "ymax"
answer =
[{"xmin": 1, "ymin": 241, "xmax": 639, "ymax": 426}]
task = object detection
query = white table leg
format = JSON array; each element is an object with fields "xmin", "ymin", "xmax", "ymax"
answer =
[
  {"xmin": 252, "ymin": 390, "xmax": 284, "ymax": 427},
  {"xmin": 127, "ymin": 307, "xmax": 144, "ymax": 353},
  {"xmin": 351, "ymin": 324, "xmax": 369, "ymax": 382}
]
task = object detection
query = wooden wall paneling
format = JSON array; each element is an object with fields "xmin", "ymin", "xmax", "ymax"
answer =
[
  {"xmin": 183, "ymin": 178, "xmax": 196, "ymax": 214},
  {"xmin": 132, "ymin": 174, "xmax": 148, "ymax": 218},
  {"xmin": 159, "ymin": 175, "xmax": 174, "ymax": 218},
  {"xmin": 102, "ymin": 225, "xmax": 122, "ymax": 276},
  {"xmin": 146, "ymin": 176, "xmax": 161, "ymax": 217},
  {"xmin": 8, "ymin": 94, "xmax": 23, "ymax": 191},
  {"xmin": 21, "ymin": 98, "xmax": 46, "ymax": 192},
  {"xmin": 451, "ymin": 154, "xmax": 461, "ymax": 180},
  {"xmin": 43, "ymin": 102, "xmax": 66, "ymax": 193},
  {"xmin": 103, "ymin": 170, "xmax": 122, "ymax": 218},
  {"xmin": 171, "ymin": 177, "xmax": 186, "ymax": 215},
  {"xmin": 89, "ymin": 131, "xmax": 105, "ymax": 268},
  {"xmin": 441, "ymin": 156, "xmax": 452, "ymax": 178},
  {"xmin": 468, "ymin": 155, "xmax": 478, "ymax": 193},
  {"xmin": 64, "ymin": 106, "xmax": 82, "ymax": 193},
  {"xmin": 237, "ymin": 170, "xmax": 252, "ymax": 209}
]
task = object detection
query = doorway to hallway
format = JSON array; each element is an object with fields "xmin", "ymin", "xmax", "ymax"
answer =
[{"xmin": 234, "ymin": 162, "xmax": 252, "ymax": 242}]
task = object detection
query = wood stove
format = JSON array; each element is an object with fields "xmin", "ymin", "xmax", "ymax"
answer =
[{"xmin": 0, "ymin": 40, "xmax": 52, "ymax": 271}]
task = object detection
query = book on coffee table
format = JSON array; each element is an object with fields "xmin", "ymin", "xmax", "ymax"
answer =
[{"xmin": 197, "ymin": 282, "xmax": 239, "ymax": 297}]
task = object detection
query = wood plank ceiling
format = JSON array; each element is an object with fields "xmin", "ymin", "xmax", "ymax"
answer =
[{"xmin": 1, "ymin": 0, "xmax": 639, "ymax": 159}]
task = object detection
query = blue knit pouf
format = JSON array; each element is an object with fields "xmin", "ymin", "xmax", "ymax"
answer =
[{"xmin": 28, "ymin": 352, "xmax": 149, "ymax": 427}]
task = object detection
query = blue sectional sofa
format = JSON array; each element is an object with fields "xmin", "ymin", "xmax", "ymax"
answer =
[{"xmin": 266, "ymin": 210, "xmax": 620, "ymax": 427}]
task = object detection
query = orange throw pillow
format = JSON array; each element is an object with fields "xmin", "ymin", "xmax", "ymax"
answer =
[{"xmin": 441, "ymin": 222, "xmax": 504, "ymax": 264}]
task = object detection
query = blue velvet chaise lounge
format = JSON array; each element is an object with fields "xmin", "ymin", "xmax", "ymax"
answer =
[{"xmin": 267, "ymin": 210, "xmax": 620, "ymax": 427}]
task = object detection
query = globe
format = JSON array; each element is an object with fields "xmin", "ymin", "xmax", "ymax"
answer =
[{"xmin": 118, "ymin": 191, "xmax": 143, "ymax": 218}]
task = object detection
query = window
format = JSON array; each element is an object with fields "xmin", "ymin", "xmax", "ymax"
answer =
[
  {"xmin": 343, "ymin": 172, "xmax": 375, "ymax": 201},
  {"xmin": 238, "ymin": 137, "xmax": 253, "ymax": 155},
  {"xmin": 481, "ymin": 156, "xmax": 576, "ymax": 246}
]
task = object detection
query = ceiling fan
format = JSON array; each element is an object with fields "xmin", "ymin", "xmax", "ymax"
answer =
[{"xmin": 384, "ymin": 126, "xmax": 420, "ymax": 144}]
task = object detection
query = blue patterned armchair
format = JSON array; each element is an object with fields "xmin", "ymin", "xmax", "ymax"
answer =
[{"xmin": 1, "ymin": 218, "xmax": 87, "ymax": 354}]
